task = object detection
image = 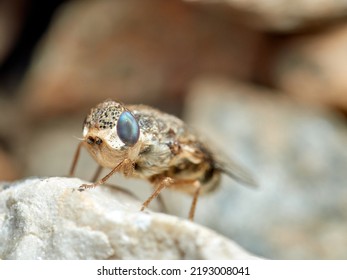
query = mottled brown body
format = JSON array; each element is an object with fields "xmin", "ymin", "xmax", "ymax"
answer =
[{"xmin": 70, "ymin": 100, "xmax": 255, "ymax": 220}]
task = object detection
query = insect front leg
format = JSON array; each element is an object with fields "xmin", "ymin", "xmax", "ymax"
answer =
[
  {"xmin": 78, "ymin": 158, "xmax": 133, "ymax": 191},
  {"xmin": 69, "ymin": 142, "xmax": 84, "ymax": 177}
]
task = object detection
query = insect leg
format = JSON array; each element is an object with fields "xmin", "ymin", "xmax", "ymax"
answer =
[
  {"xmin": 78, "ymin": 159, "xmax": 133, "ymax": 191},
  {"xmin": 166, "ymin": 179, "xmax": 202, "ymax": 221},
  {"xmin": 69, "ymin": 142, "xmax": 83, "ymax": 177},
  {"xmin": 140, "ymin": 177, "xmax": 174, "ymax": 212},
  {"xmin": 188, "ymin": 181, "xmax": 201, "ymax": 221}
]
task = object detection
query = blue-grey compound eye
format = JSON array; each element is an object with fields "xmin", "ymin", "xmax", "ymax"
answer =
[{"xmin": 117, "ymin": 111, "xmax": 140, "ymax": 146}]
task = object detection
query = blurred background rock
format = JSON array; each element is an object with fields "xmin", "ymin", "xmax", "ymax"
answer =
[{"xmin": 1, "ymin": 0, "xmax": 347, "ymax": 259}]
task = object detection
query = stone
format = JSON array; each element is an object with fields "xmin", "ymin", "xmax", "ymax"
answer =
[
  {"xmin": 186, "ymin": 0, "xmax": 347, "ymax": 31},
  {"xmin": 0, "ymin": 177, "xmax": 259, "ymax": 260},
  {"xmin": 18, "ymin": 0, "xmax": 262, "ymax": 119},
  {"xmin": 163, "ymin": 78, "xmax": 347, "ymax": 259},
  {"xmin": 270, "ymin": 23, "xmax": 347, "ymax": 112}
]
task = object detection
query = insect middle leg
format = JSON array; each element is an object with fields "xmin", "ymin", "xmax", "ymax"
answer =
[
  {"xmin": 141, "ymin": 177, "xmax": 201, "ymax": 221},
  {"xmin": 140, "ymin": 177, "xmax": 174, "ymax": 212},
  {"xmin": 188, "ymin": 181, "xmax": 201, "ymax": 221},
  {"xmin": 169, "ymin": 180, "xmax": 201, "ymax": 221}
]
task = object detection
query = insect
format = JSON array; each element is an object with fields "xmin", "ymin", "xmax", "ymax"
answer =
[{"xmin": 69, "ymin": 100, "xmax": 256, "ymax": 220}]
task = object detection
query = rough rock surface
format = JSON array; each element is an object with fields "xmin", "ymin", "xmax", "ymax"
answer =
[
  {"xmin": 186, "ymin": 0, "xmax": 347, "ymax": 31},
  {"xmin": 162, "ymin": 78, "xmax": 347, "ymax": 259},
  {"xmin": 0, "ymin": 177, "xmax": 258, "ymax": 260}
]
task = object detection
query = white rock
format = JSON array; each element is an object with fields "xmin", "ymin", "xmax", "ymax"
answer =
[{"xmin": 0, "ymin": 177, "xmax": 259, "ymax": 260}]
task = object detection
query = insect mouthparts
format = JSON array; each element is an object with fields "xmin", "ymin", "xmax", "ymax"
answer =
[
  {"xmin": 86, "ymin": 136, "xmax": 94, "ymax": 144},
  {"xmin": 86, "ymin": 136, "xmax": 103, "ymax": 145}
]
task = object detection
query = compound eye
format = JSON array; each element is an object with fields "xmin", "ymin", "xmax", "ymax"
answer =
[{"xmin": 117, "ymin": 111, "xmax": 140, "ymax": 146}]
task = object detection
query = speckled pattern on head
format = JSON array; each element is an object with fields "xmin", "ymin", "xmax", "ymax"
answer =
[{"xmin": 84, "ymin": 100, "xmax": 124, "ymax": 130}]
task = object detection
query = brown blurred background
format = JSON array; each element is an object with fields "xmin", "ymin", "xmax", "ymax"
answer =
[{"xmin": 1, "ymin": 0, "xmax": 347, "ymax": 259}]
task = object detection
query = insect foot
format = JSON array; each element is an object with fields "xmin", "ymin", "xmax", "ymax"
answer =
[{"xmin": 78, "ymin": 183, "xmax": 97, "ymax": 192}]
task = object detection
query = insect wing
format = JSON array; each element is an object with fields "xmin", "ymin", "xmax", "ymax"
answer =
[{"xmin": 214, "ymin": 152, "xmax": 257, "ymax": 188}]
